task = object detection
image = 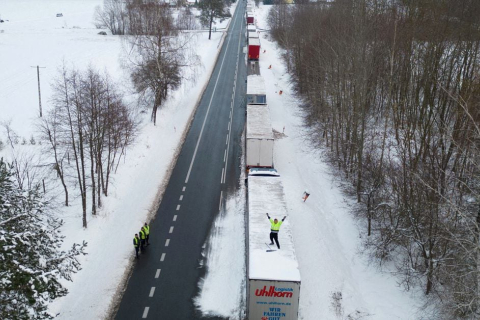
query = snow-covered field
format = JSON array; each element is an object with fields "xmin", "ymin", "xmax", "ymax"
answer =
[
  {"xmin": 0, "ymin": 0, "xmax": 235, "ymax": 318},
  {"xmin": 195, "ymin": 3, "xmax": 423, "ymax": 320}
]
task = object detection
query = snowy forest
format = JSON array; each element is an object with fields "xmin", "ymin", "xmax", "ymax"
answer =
[{"xmin": 268, "ymin": 0, "xmax": 480, "ymax": 318}]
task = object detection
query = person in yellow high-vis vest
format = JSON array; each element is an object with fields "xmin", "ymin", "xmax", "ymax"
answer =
[
  {"xmin": 139, "ymin": 228, "xmax": 146, "ymax": 251},
  {"xmin": 133, "ymin": 233, "xmax": 140, "ymax": 258},
  {"xmin": 266, "ymin": 213, "xmax": 286, "ymax": 249},
  {"xmin": 144, "ymin": 222, "xmax": 150, "ymax": 246}
]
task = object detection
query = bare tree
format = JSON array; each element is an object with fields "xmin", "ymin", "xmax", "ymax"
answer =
[
  {"xmin": 127, "ymin": 1, "xmax": 196, "ymax": 125},
  {"xmin": 198, "ymin": 0, "xmax": 230, "ymax": 40},
  {"xmin": 94, "ymin": 0, "xmax": 127, "ymax": 35}
]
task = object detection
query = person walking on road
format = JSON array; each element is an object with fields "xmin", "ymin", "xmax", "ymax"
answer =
[
  {"xmin": 133, "ymin": 233, "xmax": 140, "ymax": 258},
  {"xmin": 144, "ymin": 222, "xmax": 150, "ymax": 246},
  {"xmin": 139, "ymin": 228, "xmax": 146, "ymax": 252},
  {"xmin": 267, "ymin": 213, "xmax": 286, "ymax": 249}
]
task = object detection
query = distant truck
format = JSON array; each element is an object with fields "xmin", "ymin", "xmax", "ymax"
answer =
[
  {"xmin": 246, "ymin": 170, "xmax": 301, "ymax": 320},
  {"xmin": 247, "ymin": 12, "xmax": 255, "ymax": 24},
  {"xmin": 246, "ymin": 104, "xmax": 274, "ymax": 168},
  {"xmin": 247, "ymin": 75, "xmax": 266, "ymax": 105},
  {"xmin": 248, "ymin": 38, "xmax": 260, "ymax": 60}
]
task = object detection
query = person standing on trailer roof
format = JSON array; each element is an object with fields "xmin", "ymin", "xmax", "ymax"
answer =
[{"xmin": 267, "ymin": 213, "xmax": 286, "ymax": 249}]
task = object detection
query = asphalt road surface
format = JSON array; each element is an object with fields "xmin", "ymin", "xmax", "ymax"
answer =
[{"xmin": 115, "ymin": 3, "xmax": 248, "ymax": 320}]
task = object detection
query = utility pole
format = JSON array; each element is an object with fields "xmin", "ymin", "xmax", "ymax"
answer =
[{"xmin": 31, "ymin": 65, "xmax": 46, "ymax": 117}]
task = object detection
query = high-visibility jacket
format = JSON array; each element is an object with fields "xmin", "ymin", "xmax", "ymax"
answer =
[
  {"xmin": 133, "ymin": 237, "xmax": 139, "ymax": 247},
  {"xmin": 139, "ymin": 230, "xmax": 146, "ymax": 240},
  {"xmin": 144, "ymin": 225, "xmax": 150, "ymax": 235},
  {"xmin": 270, "ymin": 219, "xmax": 283, "ymax": 233}
]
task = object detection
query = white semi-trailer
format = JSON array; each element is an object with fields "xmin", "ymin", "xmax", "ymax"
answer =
[
  {"xmin": 247, "ymin": 75, "xmax": 266, "ymax": 105},
  {"xmin": 246, "ymin": 105, "xmax": 274, "ymax": 168},
  {"xmin": 247, "ymin": 169, "xmax": 301, "ymax": 320},
  {"xmin": 248, "ymin": 31, "xmax": 259, "ymax": 41}
]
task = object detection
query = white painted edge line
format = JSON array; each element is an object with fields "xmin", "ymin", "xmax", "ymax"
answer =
[
  {"xmin": 224, "ymin": 149, "xmax": 227, "ymax": 162},
  {"xmin": 173, "ymin": 215, "xmax": 177, "ymax": 221},
  {"xmin": 221, "ymin": 168, "xmax": 224, "ymax": 183},
  {"xmin": 184, "ymin": 12, "xmax": 239, "ymax": 184},
  {"xmin": 169, "ymin": 226, "xmax": 174, "ymax": 234},
  {"xmin": 160, "ymin": 253, "xmax": 166, "ymax": 262},
  {"xmin": 165, "ymin": 239, "xmax": 170, "ymax": 247},
  {"xmin": 142, "ymin": 307, "xmax": 149, "ymax": 318},
  {"xmin": 155, "ymin": 269, "xmax": 161, "ymax": 278},
  {"xmin": 149, "ymin": 287, "xmax": 156, "ymax": 297},
  {"xmin": 176, "ymin": 205, "xmax": 181, "ymax": 211}
]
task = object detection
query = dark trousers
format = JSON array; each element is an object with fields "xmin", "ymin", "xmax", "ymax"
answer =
[
  {"xmin": 140, "ymin": 239, "xmax": 146, "ymax": 251},
  {"xmin": 135, "ymin": 246, "xmax": 139, "ymax": 258},
  {"xmin": 146, "ymin": 234, "xmax": 149, "ymax": 245},
  {"xmin": 270, "ymin": 232, "xmax": 280, "ymax": 249}
]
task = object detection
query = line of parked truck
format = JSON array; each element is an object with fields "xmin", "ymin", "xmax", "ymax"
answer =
[{"xmin": 244, "ymin": 3, "xmax": 301, "ymax": 320}]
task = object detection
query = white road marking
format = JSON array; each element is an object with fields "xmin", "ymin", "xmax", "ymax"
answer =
[
  {"xmin": 176, "ymin": 205, "xmax": 180, "ymax": 211},
  {"xmin": 179, "ymin": 195, "xmax": 183, "ymax": 201},
  {"xmin": 160, "ymin": 253, "xmax": 166, "ymax": 262},
  {"xmin": 226, "ymin": 134, "xmax": 229, "ymax": 144},
  {"xmin": 224, "ymin": 149, "xmax": 227, "ymax": 162},
  {"xmin": 173, "ymin": 215, "xmax": 177, "ymax": 221},
  {"xmin": 169, "ymin": 226, "xmax": 174, "ymax": 233},
  {"xmin": 165, "ymin": 239, "xmax": 170, "ymax": 247},
  {"xmin": 149, "ymin": 287, "xmax": 156, "ymax": 297},
  {"xmin": 221, "ymin": 168, "xmax": 224, "ymax": 183},
  {"xmin": 142, "ymin": 307, "xmax": 149, "ymax": 318},
  {"xmin": 182, "ymin": 186, "xmax": 186, "ymax": 192},
  {"xmin": 219, "ymin": 191, "xmax": 223, "ymax": 210},
  {"xmin": 155, "ymin": 269, "xmax": 161, "ymax": 278},
  {"xmin": 184, "ymin": 14, "xmax": 239, "ymax": 184}
]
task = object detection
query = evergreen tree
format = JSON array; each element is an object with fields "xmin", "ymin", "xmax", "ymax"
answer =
[
  {"xmin": 198, "ymin": 0, "xmax": 231, "ymax": 40},
  {"xmin": 0, "ymin": 158, "xmax": 87, "ymax": 319}
]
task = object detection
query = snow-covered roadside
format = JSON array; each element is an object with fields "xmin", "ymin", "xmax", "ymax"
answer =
[
  {"xmin": 194, "ymin": 180, "xmax": 246, "ymax": 319},
  {"xmin": 254, "ymin": 4, "xmax": 422, "ymax": 319}
]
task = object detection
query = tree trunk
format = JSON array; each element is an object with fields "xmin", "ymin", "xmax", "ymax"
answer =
[
  {"xmin": 89, "ymin": 136, "xmax": 96, "ymax": 215},
  {"xmin": 208, "ymin": 15, "xmax": 213, "ymax": 40}
]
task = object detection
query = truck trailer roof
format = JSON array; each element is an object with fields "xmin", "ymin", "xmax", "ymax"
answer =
[
  {"xmin": 249, "ymin": 37, "xmax": 260, "ymax": 47},
  {"xmin": 247, "ymin": 105, "xmax": 274, "ymax": 140},
  {"xmin": 248, "ymin": 174, "xmax": 301, "ymax": 282},
  {"xmin": 247, "ymin": 75, "xmax": 266, "ymax": 96}
]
